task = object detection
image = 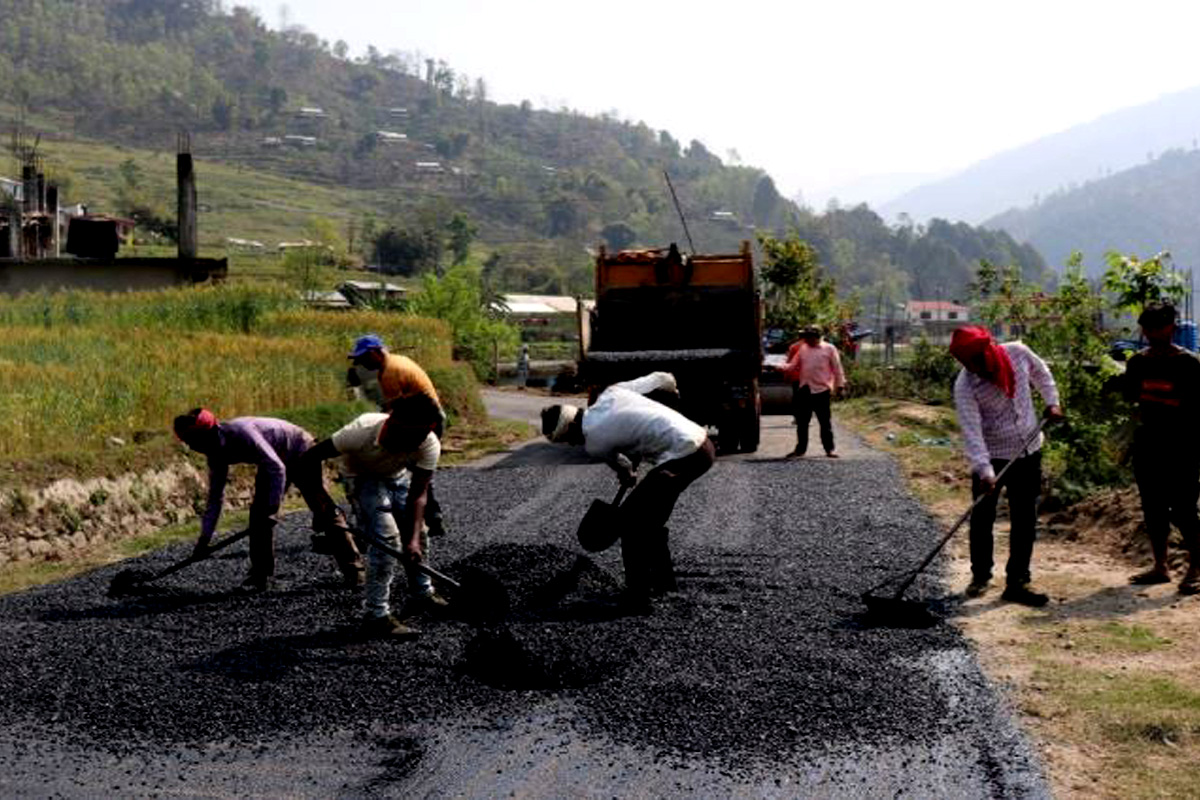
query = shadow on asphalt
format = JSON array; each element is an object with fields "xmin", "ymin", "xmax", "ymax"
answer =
[
  {"xmin": 40, "ymin": 583, "xmax": 338, "ymax": 622},
  {"xmin": 189, "ymin": 628, "xmax": 365, "ymax": 682}
]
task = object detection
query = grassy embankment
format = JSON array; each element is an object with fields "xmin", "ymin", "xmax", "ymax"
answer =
[
  {"xmin": 0, "ymin": 286, "xmax": 532, "ymax": 591},
  {"xmin": 36, "ymin": 136, "xmax": 389, "ymax": 257},
  {"xmin": 839, "ymin": 396, "xmax": 1200, "ymax": 799}
]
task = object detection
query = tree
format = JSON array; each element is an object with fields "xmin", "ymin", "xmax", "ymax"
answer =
[
  {"xmin": 600, "ymin": 222, "xmax": 636, "ymax": 251},
  {"xmin": 304, "ymin": 216, "xmax": 352, "ymax": 268},
  {"xmin": 406, "ymin": 262, "xmax": 519, "ymax": 380},
  {"xmin": 1102, "ymin": 250, "xmax": 1186, "ymax": 313},
  {"xmin": 211, "ymin": 95, "xmax": 235, "ymax": 130},
  {"xmin": 374, "ymin": 225, "xmax": 441, "ymax": 275},
  {"xmin": 758, "ymin": 231, "xmax": 840, "ymax": 339},
  {"xmin": 445, "ymin": 212, "xmax": 477, "ymax": 266},
  {"xmin": 545, "ymin": 196, "xmax": 579, "ymax": 238},
  {"xmin": 751, "ymin": 175, "xmax": 780, "ymax": 228}
]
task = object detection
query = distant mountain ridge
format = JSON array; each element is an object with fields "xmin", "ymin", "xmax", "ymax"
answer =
[
  {"xmin": 880, "ymin": 85, "xmax": 1200, "ymax": 224},
  {"xmin": 0, "ymin": 0, "xmax": 1049, "ymax": 301},
  {"xmin": 984, "ymin": 146, "xmax": 1200, "ymax": 276}
]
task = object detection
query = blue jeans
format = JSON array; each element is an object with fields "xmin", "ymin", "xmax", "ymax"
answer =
[{"xmin": 352, "ymin": 474, "xmax": 433, "ymax": 618}]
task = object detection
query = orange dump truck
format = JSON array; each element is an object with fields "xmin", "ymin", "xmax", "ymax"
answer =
[{"xmin": 577, "ymin": 241, "xmax": 763, "ymax": 453}]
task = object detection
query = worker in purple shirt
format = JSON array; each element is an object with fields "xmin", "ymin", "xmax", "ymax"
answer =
[{"xmin": 173, "ymin": 408, "xmax": 364, "ymax": 592}]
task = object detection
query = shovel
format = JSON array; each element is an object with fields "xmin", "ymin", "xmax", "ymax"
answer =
[
  {"xmin": 861, "ymin": 417, "xmax": 1051, "ymax": 626},
  {"xmin": 108, "ymin": 528, "xmax": 253, "ymax": 597},
  {"xmin": 352, "ymin": 523, "xmax": 510, "ymax": 623},
  {"xmin": 576, "ymin": 483, "xmax": 631, "ymax": 552}
]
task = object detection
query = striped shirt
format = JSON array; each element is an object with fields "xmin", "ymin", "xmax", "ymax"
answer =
[{"xmin": 953, "ymin": 341, "xmax": 1059, "ymax": 481}]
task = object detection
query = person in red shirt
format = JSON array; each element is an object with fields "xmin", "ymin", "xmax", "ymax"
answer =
[{"xmin": 780, "ymin": 326, "xmax": 847, "ymax": 458}]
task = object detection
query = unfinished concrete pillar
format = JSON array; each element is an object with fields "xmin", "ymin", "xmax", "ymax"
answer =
[
  {"xmin": 46, "ymin": 185, "xmax": 59, "ymax": 258},
  {"xmin": 7, "ymin": 208, "xmax": 21, "ymax": 260},
  {"xmin": 21, "ymin": 165, "xmax": 35, "ymax": 216},
  {"xmin": 36, "ymin": 173, "xmax": 45, "ymax": 213},
  {"xmin": 177, "ymin": 140, "xmax": 197, "ymax": 260}
]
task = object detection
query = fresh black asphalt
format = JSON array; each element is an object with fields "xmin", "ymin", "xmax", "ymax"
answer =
[{"xmin": 0, "ymin": 435, "xmax": 1049, "ymax": 798}]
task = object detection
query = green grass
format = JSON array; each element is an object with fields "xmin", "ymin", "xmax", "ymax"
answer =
[
  {"xmin": 0, "ymin": 287, "xmax": 469, "ymax": 464},
  {"xmin": 38, "ymin": 137, "xmax": 397, "ymax": 256},
  {"xmin": 1027, "ymin": 657, "xmax": 1200, "ymax": 799},
  {"xmin": 1078, "ymin": 622, "xmax": 1173, "ymax": 654}
]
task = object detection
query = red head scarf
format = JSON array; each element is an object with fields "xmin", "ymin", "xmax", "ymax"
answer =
[
  {"xmin": 950, "ymin": 326, "xmax": 1016, "ymax": 398},
  {"xmin": 173, "ymin": 408, "xmax": 218, "ymax": 442}
]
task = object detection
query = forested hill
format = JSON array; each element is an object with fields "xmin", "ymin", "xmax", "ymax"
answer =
[
  {"xmin": 985, "ymin": 147, "xmax": 1200, "ymax": 277},
  {"xmin": 1, "ymin": 0, "xmax": 1048, "ymax": 299}
]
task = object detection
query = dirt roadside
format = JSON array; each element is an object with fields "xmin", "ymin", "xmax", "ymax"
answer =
[{"xmin": 842, "ymin": 400, "xmax": 1200, "ymax": 800}]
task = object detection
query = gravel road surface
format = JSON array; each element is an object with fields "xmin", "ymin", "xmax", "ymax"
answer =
[{"xmin": 0, "ymin": 395, "xmax": 1048, "ymax": 798}]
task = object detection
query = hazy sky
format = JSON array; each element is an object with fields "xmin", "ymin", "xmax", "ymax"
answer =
[{"xmin": 240, "ymin": 0, "xmax": 1200, "ymax": 206}]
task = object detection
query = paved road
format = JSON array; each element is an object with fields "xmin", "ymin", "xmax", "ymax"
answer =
[{"xmin": 0, "ymin": 396, "xmax": 1048, "ymax": 798}]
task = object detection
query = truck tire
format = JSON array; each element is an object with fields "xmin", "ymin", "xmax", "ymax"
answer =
[
  {"xmin": 715, "ymin": 419, "xmax": 738, "ymax": 456},
  {"xmin": 740, "ymin": 398, "xmax": 761, "ymax": 453}
]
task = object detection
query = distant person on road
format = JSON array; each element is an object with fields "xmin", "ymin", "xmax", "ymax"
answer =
[
  {"xmin": 780, "ymin": 326, "xmax": 846, "ymax": 458},
  {"xmin": 173, "ymin": 409, "xmax": 364, "ymax": 593},
  {"xmin": 300, "ymin": 394, "xmax": 447, "ymax": 638},
  {"xmin": 345, "ymin": 333, "xmax": 448, "ymax": 538},
  {"xmin": 541, "ymin": 372, "xmax": 716, "ymax": 611},
  {"xmin": 949, "ymin": 327, "xmax": 1063, "ymax": 607},
  {"xmin": 516, "ymin": 343, "xmax": 530, "ymax": 388},
  {"xmin": 1120, "ymin": 301, "xmax": 1200, "ymax": 594}
]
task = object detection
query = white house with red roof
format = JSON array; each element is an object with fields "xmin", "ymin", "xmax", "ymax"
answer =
[{"xmin": 905, "ymin": 300, "xmax": 970, "ymax": 324}]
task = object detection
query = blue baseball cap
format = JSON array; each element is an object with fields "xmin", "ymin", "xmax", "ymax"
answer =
[{"xmin": 349, "ymin": 334, "xmax": 386, "ymax": 358}]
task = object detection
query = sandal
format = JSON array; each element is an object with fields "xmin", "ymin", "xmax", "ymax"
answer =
[
  {"xmin": 1129, "ymin": 569, "xmax": 1172, "ymax": 585},
  {"xmin": 1178, "ymin": 569, "xmax": 1200, "ymax": 596}
]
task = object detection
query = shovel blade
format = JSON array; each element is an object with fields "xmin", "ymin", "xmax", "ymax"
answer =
[
  {"xmin": 576, "ymin": 499, "xmax": 622, "ymax": 552},
  {"xmin": 860, "ymin": 593, "xmax": 939, "ymax": 629},
  {"xmin": 107, "ymin": 568, "xmax": 157, "ymax": 598}
]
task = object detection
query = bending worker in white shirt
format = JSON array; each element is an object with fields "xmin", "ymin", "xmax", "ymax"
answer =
[{"xmin": 541, "ymin": 372, "xmax": 716, "ymax": 609}]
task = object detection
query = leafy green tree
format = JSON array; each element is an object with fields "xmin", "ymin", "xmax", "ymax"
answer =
[
  {"xmin": 374, "ymin": 225, "xmax": 441, "ymax": 275},
  {"xmin": 211, "ymin": 95, "xmax": 235, "ymax": 129},
  {"xmin": 304, "ymin": 216, "xmax": 353, "ymax": 268},
  {"xmin": 285, "ymin": 244, "xmax": 334, "ymax": 296},
  {"xmin": 758, "ymin": 231, "xmax": 839, "ymax": 340},
  {"xmin": 406, "ymin": 262, "xmax": 519, "ymax": 380},
  {"xmin": 600, "ymin": 222, "xmax": 636, "ymax": 251},
  {"xmin": 969, "ymin": 259, "xmax": 1039, "ymax": 336},
  {"xmin": 1102, "ymin": 250, "xmax": 1186, "ymax": 312},
  {"xmin": 446, "ymin": 212, "xmax": 477, "ymax": 266}
]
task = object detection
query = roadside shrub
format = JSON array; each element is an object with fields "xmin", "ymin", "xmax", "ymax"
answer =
[{"xmin": 909, "ymin": 337, "xmax": 960, "ymax": 390}]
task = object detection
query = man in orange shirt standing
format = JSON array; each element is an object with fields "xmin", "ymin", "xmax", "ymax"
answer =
[
  {"xmin": 346, "ymin": 334, "xmax": 448, "ymax": 537},
  {"xmin": 781, "ymin": 326, "xmax": 847, "ymax": 458}
]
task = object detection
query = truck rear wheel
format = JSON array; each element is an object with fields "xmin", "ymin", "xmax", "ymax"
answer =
[{"xmin": 740, "ymin": 398, "xmax": 761, "ymax": 453}]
